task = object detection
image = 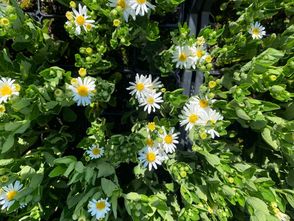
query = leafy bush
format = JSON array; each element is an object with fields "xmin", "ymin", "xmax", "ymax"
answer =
[{"xmin": 0, "ymin": 0, "xmax": 293, "ymax": 220}]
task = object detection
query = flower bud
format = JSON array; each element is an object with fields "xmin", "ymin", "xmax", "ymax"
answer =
[
  {"xmin": 113, "ymin": 19, "xmax": 121, "ymax": 27},
  {"xmin": 208, "ymin": 81, "xmax": 217, "ymax": 89},
  {"xmin": 86, "ymin": 47, "xmax": 93, "ymax": 55},
  {"xmin": 78, "ymin": 68, "xmax": 87, "ymax": 77},
  {"xmin": 69, "ymin": 1, "xmax": 76, "ymax": 8}
]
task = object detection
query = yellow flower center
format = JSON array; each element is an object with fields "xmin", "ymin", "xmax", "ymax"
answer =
[
  {"xmin": 146, "ymin": 97, "xmax": 155, "ymax": 104},
  {"xmin": 164, "ymin": 135, "xmax": 173, "ymax": 144},
  {"xmin": 136, "ymin": 0, "xmax": 146, "ymax": 4},
  {"xmin": 147, "ymin": 122, "xmax": 156, "ymax": 131},
  {"xmin": 178, "ymin": 53, "xmax": 187, "ymax": 62},
  {"xmin": 252, "ymin": 28, "xmax": 260, "ymax": 35},
  {"xmin": 96, "ymin": 201, "xmax": 106, "ymax": 210},
  {"xmin": 92, "ymin": 147, "xmax": 100, "ymax": 155},
  {"xmin": 76, "ymin": 15, "xmax": 85, "ymax": 26},
  {"xmin": 146, "ymin": 152, "xmax": 156, "ymax": 162},
  {"xmin": 189, "ymin": 114, "xmax": 198, "ymax": 123},
  {"xmin": 199, "ymin": 99, "xmax": 208, "ymax": 108},
  {"xmin": 6, "ymin": 190, "xmax": 17, "ymax": 201},
  {"xmin": 117, "ymin": 0, "xmax": 126, "ymax": 8},
  {"xmin": 196, "ymin": 50, "xmax": 203, "ymax": 58},
  {"xmin": 146, "ymin": 138, "xmax": 154, "ymax": 147},
  {"xmin": 135, "ymin": 83, "xmax": 144, "ymax": 91},
  {"xmin": 0, "ymin": 84, "xmax": 13, "ymax": 96},
  {"xmin": 78, "ymin": 68, "xmax": 87, "ymax": 77},
  {"xmin": 76, "ymin": 85, "xmax": 89, "ymax": 96}
]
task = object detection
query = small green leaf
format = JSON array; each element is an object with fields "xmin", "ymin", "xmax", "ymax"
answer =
[
  {"xmin": 262, "ymin": 127, "xmax": 279, "ymax": 150},
  {"xmin": 101, "ymin": 178, "xmax": 118, "ymax": 197},
  {"xmin": 236, "ymin": 108, "xmax": 251, "ymax": 120},
  {"xmin": 48, "ymin": 165, "xmax": 66, "ymax": 178},
  {"xmin": 2, "ymin": 135, "xmax": 14, "ymax": 153}
]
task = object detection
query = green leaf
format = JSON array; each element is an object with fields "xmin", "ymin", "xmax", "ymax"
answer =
[
  {"xmin": 74, "ymin": 187, "xmax": 99, "ymax": 214},
  {"xmin": 54, "ymin": 156, "xmax": 77, "ymax": 165},
  {"xmin": 63, "ymin": 162, "xmax": 75, "ymax": 177},
  {"xmin": 246, "ymin": 197, "xmax": 269, "ymax": 215},
  {"xmin": 101, "ymin": 178, "xmax": 118, "ymax": 197},
  {"xmin": 262, "ymin": 127, "xmax": 279, "ymax": 150},
  {"xmin": 74, "ymin": 161, "xmax": 85, "ymax": 173},
  {"xmin": 48, "ymin": 165, "xmax": 66, "ymax": 178},
  {"xmin": 111, "ymin": 190, "xmax": 120, "ymax": 218},
  {"xmin": 286, "ymin": 193, "xmax": 294, "ymax": 208},
  {"xmin": 97, "ymin": 162, "xmax": 115, "ymax": 178},
  {"xmin": 0, "ymin": 159, "xmax": 14, "ymax": 166},
  {"xmin": 125, "ymin": 192, "xmax": 141, "ymax": 201},
  {"xmin": 286, "ymin": 169, "xmax": 294, "ymax": 188},
  {"xmin": 149, "ymin": 196, "xmax": 169, "ymax": 211},
  {"xmin": 62, "ymin": 107, "xmax": 77, "ymax": 122},
  {"xmin": 236, "ymin": 108, "xmax": 251, "ymax": 120},
  {"xmin": 261, "ymin": 101, "xmax": 280, "ymax": 112},
  {"xmin": 2, "ymin": 135, "xmax": 14, "ymax": 153},
  {"xmin": 198, "ymin": 150, "xmax": 220, "ymax": 167}
]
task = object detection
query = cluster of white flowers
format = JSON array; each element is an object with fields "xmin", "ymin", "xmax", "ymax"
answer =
[
  {"xmin": 86, "ymin": 144, "xmax": 104, "ymax": 159},
  {"xmin": 68, "ymin": 76, "xmax": 96, "ymax": 106},
  {"xmin": 172, "ymin": 37, "xmax": 213, "ymax": 70},
  {"xmin": 109, "ymin": 0, "xmax": 155, "ymax": 22},
  {"xmin": 0, "ymin": 180, "xmax": 23, "ymax": 210},
  {"xmin": 0, "ymin": 77, "xmax": 20, "ymax": 104},
  {"xmin": 138, "ymin": 123, "xmax": 180, "ymax": 171},
  {"xmin": 127, "ymin": 74, "xmax": 163, "ymax": 114},
  {"xmin": 179, "ymin": 96, "xmax": 223, "ymax": 139},
  {"xmin": 249, "ymin": 22, "xmax": 266, "ymax": 39},
  {"xmin": 88, "ymin": 197, "xmax": 111, "ymax": 219},
  {"xmin": 65, "ymin": 3, "xmax": 95, "ymax": 35}
]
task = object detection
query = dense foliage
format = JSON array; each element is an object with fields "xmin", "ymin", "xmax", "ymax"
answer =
[{"xmin": 0, "ymin": 0, "xmax": 293, "ymax": 220}]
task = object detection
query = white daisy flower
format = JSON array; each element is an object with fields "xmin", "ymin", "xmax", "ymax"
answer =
[
  {"xmin": 86, "ymin": 144, "xmax": 104, "ymax": 159},
  {"xmin": 249, "ymin": 22, "xmax": 266, "ymax": 39},
  {"xmin": 179, "ymin": 103, "xmax": 204, "ymax": 131},
  {"xmin": 127, "ymin": 74, "xmax": 152, "ymax": 99},
  {"xmin": 139, "ymin": 91, "xmax": 163, "ymax": 114},
  {"xmin": 0, "ymin": 77, "xmax": 20, "ymax": 103},
  {"xmin": 0, "ymin": 180, "xmax": 23, "ymax": 210},
  {"xmin": 189, "ymin": 45, "xmax": 206, "ymax": 68},
  {"xmin": 160, "ymin": 127, "xmax": 179, "ymax": 153},
  {"xmin": 68, "ymin": 77, "xmax": 96, "ymax": 106},
  {"xmin": 72, "ymin": 3, "xmax": 95, "ymax": 35},
  {"xmin": 108, "ymin": 0, "xmax": 136, "ymax": 22},
  {"xmin": 147, "ymin": 75, "xmax": 163, "ymax": 90},
  {"xmin": 198, "ymin": 108, "xmax": 223, "ymax": 139},
  {"xmin": 190, "ymin": 96, "xmax": 215, "ymax": 111},
  {"xmin": 129, "ymin": 0, "xmax": 155, "ymax": 16},
  {"xmin": 88, "ymin": 198, "xmax": 111, "ymax": 220},
  {"xmin": 172, "ymin": 46, "xmax": 191, "ymax": 69},
  {"xmin": 138, "ymin": 147, "xmax": 162, "ymax": 170},
  {"xmin": 198, "ymin": 108, "xmax": 223, "ymax": 126}
]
